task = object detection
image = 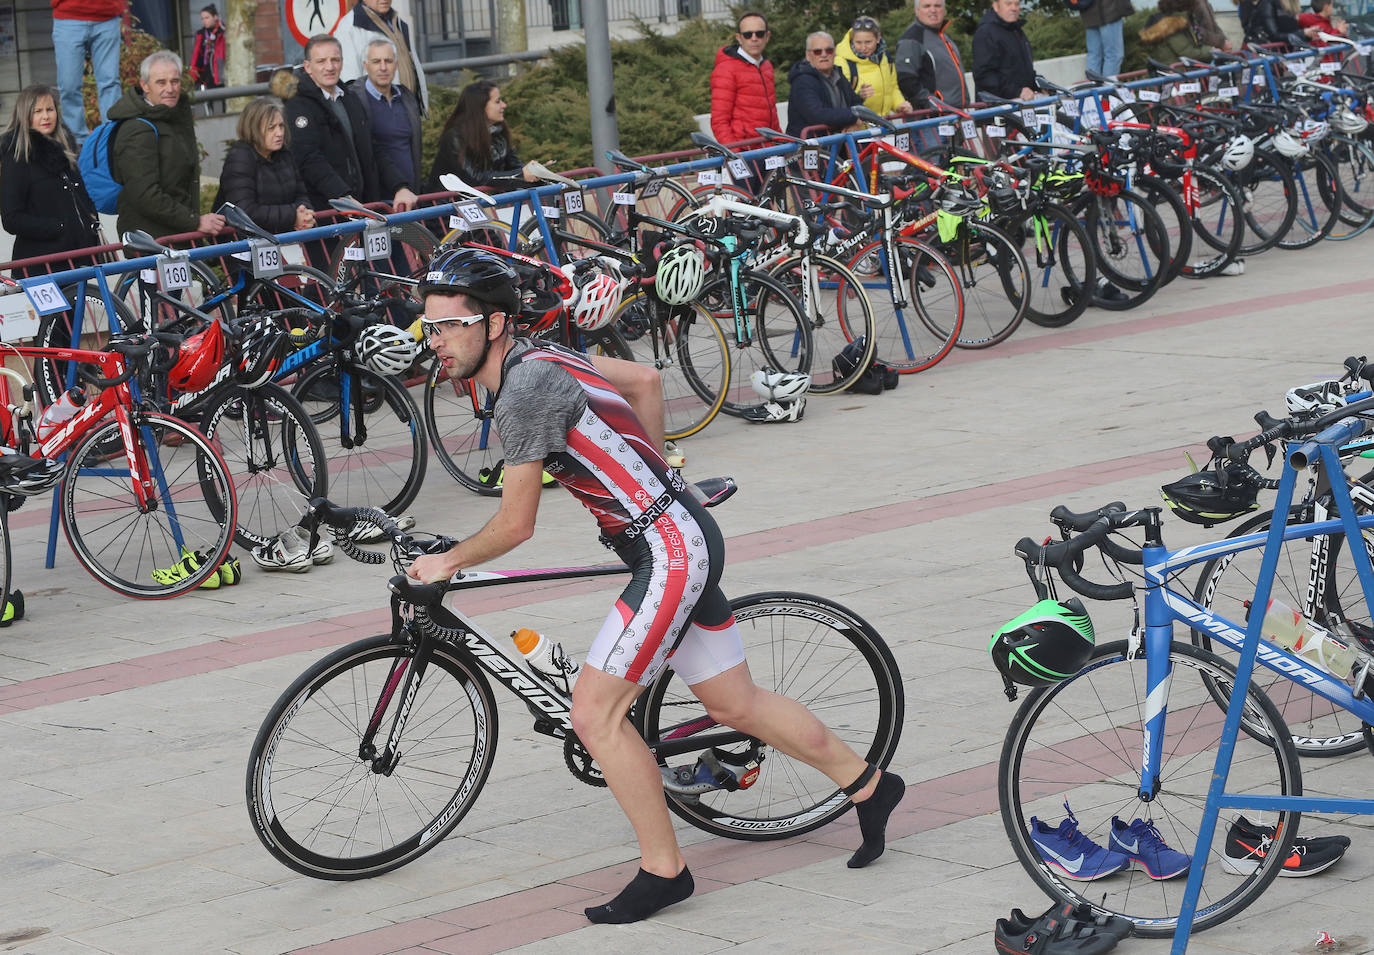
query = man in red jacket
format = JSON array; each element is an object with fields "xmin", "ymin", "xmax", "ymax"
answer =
[
  {"xmin": 709, "ymin": 11, "xmax": 780, "ymax": 149},
  {"xmin": 51, "ymin": 0, "xmax": 124, "ymax": 145}
]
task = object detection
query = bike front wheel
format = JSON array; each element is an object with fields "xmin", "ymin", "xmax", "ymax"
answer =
[
  {"xmin": 1000, "ymin": 640, "xmax": 1301, "ymax": 938},
  {"xmin": 61, "ymin": 412, "xmax": 237, "ymax": 598},
  {"xmin": 636, "ymin": 592, "xmax": 904, "ymax": 841},
  {"xmin": 245, "ymin": 633, "xmax": 499, "ymax": 879}
]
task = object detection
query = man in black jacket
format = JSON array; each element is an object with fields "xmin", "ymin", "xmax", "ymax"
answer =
[
  {"xmin": 785, "ymin": 32, "xmax": 863, "ymax": 137},
  {"xmin": 972, "ymin": 0, "xmax": 1037, "ymax": 101},
  {"xmin": 282, "ymin": 34, "xmax": 417, "ymax": 214},
  {"xmin": 896, "ymin": 0, "xmax": 969, "ymax": 110}
]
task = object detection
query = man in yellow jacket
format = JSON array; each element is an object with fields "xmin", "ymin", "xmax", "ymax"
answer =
[{"xmin": 835, "ymin": 16, "xmax": 913, "ymax": 116}]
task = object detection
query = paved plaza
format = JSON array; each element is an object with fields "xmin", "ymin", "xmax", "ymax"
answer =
[{"xmin": 3, "ymin": 240, "xmax": 1374, "ymax": 955}]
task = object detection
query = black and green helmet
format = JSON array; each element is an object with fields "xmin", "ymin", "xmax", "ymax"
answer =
[{"xmin": 988, "ymin": 597, "xmax": 1095, "ymax": 693}]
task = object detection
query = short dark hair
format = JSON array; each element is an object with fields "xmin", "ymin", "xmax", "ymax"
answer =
[
  {"xmin": 737, "ymin": 10, "xmax": 768, "ymax": 31},
  {"xmin": 303, "ymin": 34, "xmax": 342, "ymax": 60},
  {"xmin": 1311, "ymin": 0, "xmax": 1333, "ymax": 13},
  {"xmin": 201, "ymin": 4, "xmax": 218, "ymax": 15}
]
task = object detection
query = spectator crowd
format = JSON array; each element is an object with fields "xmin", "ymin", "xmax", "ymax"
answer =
[{"xmin": 0, "ymin": 0, "xmax": 1338, "ymax": 273}]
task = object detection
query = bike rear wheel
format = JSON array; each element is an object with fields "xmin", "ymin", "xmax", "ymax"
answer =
[
  {"xmin": 1000, "ymin": 640, "xmax": 1301, "ymax": 938},
  {"xmin": 926, "ymin": 219, "xmax": 1030, "ymax": 349},
  {"xmin": 1006, "ymin": 202, "xmax": 1096, "ymax": 328},
  {"xmin": 846, "ymin": 236, "xmax": 963, "ymax": 373},
  {"xmin": 614, "ymin": 292, "xmax": 730, "ymax": 440},
  {"xmin": 200, "ymin": 383, "xmax": 328, "ymax": 550},
  {"xmin": 245, "ymin": 633, "xmax": 499, "ymax": 879},
  {"xmin": 764, "ymin": 253, "xmax": 877, "ymax": 395},
  {"xmin": 423, "ymin": 359, "xmax": 502, "ymax": 496},
  {"xmin": 292, "ymin": 365, "xmax": 427, "ymax": 516},
  {"xmin": 61, "ymin": 412, "xmax": 236, "ymax": 598},
  {"xmin": 636, "ymin": 592, "xmax": 904, "ymax": 841}
]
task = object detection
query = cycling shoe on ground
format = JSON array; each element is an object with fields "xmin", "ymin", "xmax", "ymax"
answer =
[{"xmin": 994, "ymin": 901, "xmax": 1122, "ymax": 954}]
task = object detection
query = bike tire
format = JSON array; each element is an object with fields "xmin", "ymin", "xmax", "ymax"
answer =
[
  {"xmin": 422, "ymin": 358, "xmax": 502, "ymax": 496},
  {"xmin": 62, "ymin": 412, "xmax": 236, "ymax": 598},
  {"xmin": 1277, "ymin": 150, "xmax": 1342, "ymax": 251},
  {"xmin": 697, "ymin": 270, "xmax": 812, "ymax": 417},
  {"xmin": 1192, "ymin": 506, "xmax": 1370, "ymax": 757},
  {"xmin": 614, "ymin": 291, "xmax": 730, "ymax": 440},
  {"xmin": 1232, "ymin": 151, "xmax": 1298, "ymax": 256},
  {"xmin": 200, "ymin": 383, "xmax": 329, "ymax": 550},
  {"xmin": 636, "ymin": 592, "xmax": 904, "ymax": 841},
  {"xmin": 764, "ymin": 252, "xmax": 877, "ymax": 395},
  {"xmin": 1005, "ymin": 202, "xmax": 1097, "ymax": 328},
  {"xmin": 1320, "ymin": 135, "xmax": 1374, "ymax": 235},
  {"xmin": 926, "ymin": 219, "xmax": 1030, "ymax": 349},
  {"xmin": 1085, "ymin": 189, "xmax": 1170, "ymax": 311},
  {"xmin": 245, "ymin": 633, "xmax": 499, "ymax": 879},
  {"xmin": 999, "ymin": 639, "xmax": 1301, "ymax": 938},
  {"xmin": 1133, "ymin": 174, "xmax": 1191, "ymax": 284},
  {"xmin": 291, "ymin": 364, "xmax": 427, "ymax": 516},
  {"xmin": 1182, "ymin": 163, "xmax": 1245, "ymax": 277},
  {"xmin": 846, "ymin": 235, "xmax": 963, "ymax": 373}
]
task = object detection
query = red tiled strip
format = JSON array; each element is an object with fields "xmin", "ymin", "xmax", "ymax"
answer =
[{"xmin": 0, "ymin": 442, "xmax": 1192, "ymax": 714}]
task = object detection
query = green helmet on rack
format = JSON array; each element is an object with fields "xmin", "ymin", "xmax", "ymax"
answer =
[{"xmin": 988, "ymin": 597, "xmax": 1095, "ymax": 698}]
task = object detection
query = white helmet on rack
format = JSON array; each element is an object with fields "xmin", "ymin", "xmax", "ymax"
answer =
[
  {"xmin": 1270, "ymin": 128, "xmax": 1309, "ymax": 159},
  {"xmin": 1285, "ymin": 379, "xmax": 1348, "ymax": 415},
  {"xmin": 653, "ymin": 243, "xmax": 706, "ymax": 306},
  {"xmin": 570, "ymin": 259, "xmax": 627, "ymax": 331},
  {"xmin": 1330, "ymin": 105, "xmax": 1369, "ymax": 135},
  {"xmin": 1219, "ymin": 134, "xmax": 1255, "ymax": 172},
  {"xmin": 1295, "ymin": 118, "xmax": 1329, "ymax": 143},
  {"xmin": 356, "ymin": 323, "xmax": 422, "ymax": 377}
]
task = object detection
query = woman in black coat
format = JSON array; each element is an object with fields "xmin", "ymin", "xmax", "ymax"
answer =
[
  {"xmin": 215, "ymin": 96, "xmax": 315, "ymax": 234},
  {"xmin": 427, "ymin": 80, "xmax": 534, "ymax": 192},
  {"xmin": 0, "ymin": 84, "xmax": 101, "ymax": 278}
]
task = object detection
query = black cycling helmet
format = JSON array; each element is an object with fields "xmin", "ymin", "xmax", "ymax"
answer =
[
  {"xmin": 1160, "ymin": 463, "xmax": 1260, "ymax": 527},
  {"xmin": 988, "ymin": 597, "xmax": 1095, "ymax": 697},
  {"xmin": 235, "ymin": 313, "xmax": 290, "ymax": 388},
  {"xmin": 418, "ymin": 247, "xmax": 521, "ymax": 315}
]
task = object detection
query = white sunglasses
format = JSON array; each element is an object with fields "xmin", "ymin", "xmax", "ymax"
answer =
[{"xmin": 422, "ymin": 314, "xmax": 486, "ymax": 338}]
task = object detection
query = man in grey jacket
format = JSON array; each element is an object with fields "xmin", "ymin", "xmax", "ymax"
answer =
[{"xmin": 895, "ymin": 0, "xmax": 969, "ymax": 110}]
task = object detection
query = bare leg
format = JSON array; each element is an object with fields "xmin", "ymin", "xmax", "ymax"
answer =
[
  {"xmin": 572, "ymin": 665, "xmax": 695, "ymax": 922},
  {"xmin": 688, "ymin": 660, "xmax": 876, "ymax": 797},
  {"xmin": 690, "ymin": 660, "xmax": 905, "ymax": 866}
]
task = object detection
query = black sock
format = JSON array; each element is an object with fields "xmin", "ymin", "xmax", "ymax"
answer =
[
  {"xmin": 848, "ymin": 771, "xmax": 905, "ymax": 868},
  {"xmin": 584, "ymin": 865, "xmax": 694, "ymax": 924}
]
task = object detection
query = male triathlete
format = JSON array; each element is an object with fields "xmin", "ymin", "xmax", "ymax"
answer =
[{"xmin": 407, "ymin": 248, "xmax": 904, "ymax": 924}]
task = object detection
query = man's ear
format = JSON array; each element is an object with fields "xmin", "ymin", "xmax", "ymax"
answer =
[{"xmin": 488, "ymin": 311, "xmax": 509, "ymax": 340}]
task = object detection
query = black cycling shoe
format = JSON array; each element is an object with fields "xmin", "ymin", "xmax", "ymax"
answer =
[
  {"xmin": 1008, "ymin": 901, "xmax": 1132, "ymax": 941},
  {"xmin": 994, "ymin": 901, "xmax": 1122, "ymax": 954}
]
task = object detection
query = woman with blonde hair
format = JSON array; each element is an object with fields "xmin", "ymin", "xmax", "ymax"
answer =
[
  {"xmin": 215, "ymin": 96, "xmax": 314, "ymax": 233},
  {"xmin": 835, "ymin": 16, "xmax": 913, "ymax": 115},
  {"xmin": 0, "ymin": 83, "xmax": 101, "ymax": 277}
]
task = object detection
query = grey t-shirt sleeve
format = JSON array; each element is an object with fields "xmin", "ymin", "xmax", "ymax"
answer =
[{"xmin": 492, "ymin": 348, "xmax": 588, "ymax": 466}]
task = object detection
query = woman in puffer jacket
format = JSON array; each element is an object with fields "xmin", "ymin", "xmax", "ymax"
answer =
[
  {"xmin": 835, "ymin": 16, "xmax": 913, "ymax": 116},
  {"xmin": 1140, "ymin": 0, "xmax": 1219, "ymax": 63}
]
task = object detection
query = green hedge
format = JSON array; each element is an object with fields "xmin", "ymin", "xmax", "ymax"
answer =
[{"xmin": 419, "ymin": 5, "xmax": 1161, "ymax": 172}]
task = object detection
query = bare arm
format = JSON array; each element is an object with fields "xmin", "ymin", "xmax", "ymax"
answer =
[
  {"xmin": 405, "ymin": 461, "xmax": 543, "ymax": 582},
  {"xmin": 591, "ymin": 354, "xmax": 665, "ymax": 451}
]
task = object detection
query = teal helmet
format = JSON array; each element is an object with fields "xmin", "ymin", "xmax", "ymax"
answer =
[{"xmin": 988, "ymin": 597, "xmax": 1095, "ymax": 697}]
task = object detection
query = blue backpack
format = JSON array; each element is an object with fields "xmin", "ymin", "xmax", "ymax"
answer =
[{"xmin": 78, "ymin": 118, "xmax": 157, "ymax": 215}]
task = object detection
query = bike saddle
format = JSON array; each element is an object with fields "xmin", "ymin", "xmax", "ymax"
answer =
[
  {"xmin": 690, "ymin": 477, "xmax": 736, "ymax": 508},
  {"xmin": 122, "ymin": 230, "xmax": 172, "ymax": 256}
]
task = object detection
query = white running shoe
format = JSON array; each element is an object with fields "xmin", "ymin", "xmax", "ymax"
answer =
[
  {"xmin": 664, "ymin": 440, "xmax": 686, "ymax": 469},
  {"xmin": 1219, "ymin": 259, "xmax": 1246, "ymax": 276},
  {"xmin": 251, "ymin": 531, "xmax": 313, "ymax": 573}
]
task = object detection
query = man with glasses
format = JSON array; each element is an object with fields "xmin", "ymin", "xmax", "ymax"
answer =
[
  {"xmin": 786, "ymin": 31, "xmax": 864, "ymax": 137},
  {"xmin": 709, "ymin": 11, "xmax": 780, "ymax": 147},
  {"xmin": 408, "ymin": 247, "xmax": 906, "ymax": 926}
]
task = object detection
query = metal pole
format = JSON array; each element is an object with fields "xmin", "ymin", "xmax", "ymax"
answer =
[{"xmin": 582, "ymin": 0, "xmax": 620, "ymax": 175}]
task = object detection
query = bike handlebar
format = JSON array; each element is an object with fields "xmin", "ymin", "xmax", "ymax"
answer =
[{"xmin": 1014, "ymin": 515, "xmax": 1139, "ymax": 602}]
